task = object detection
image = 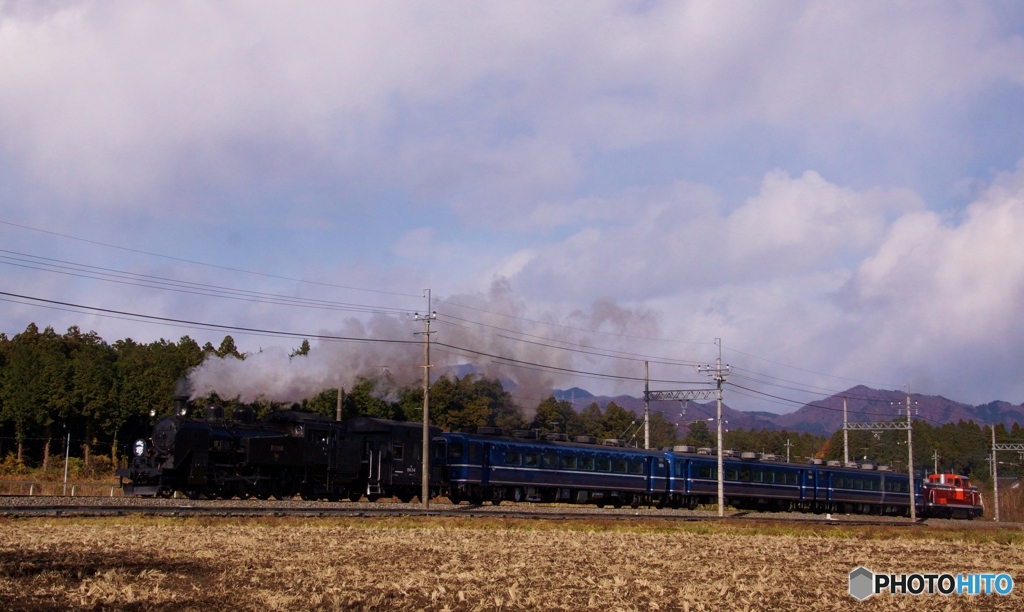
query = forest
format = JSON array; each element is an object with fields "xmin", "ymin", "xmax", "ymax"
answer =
[{"xmin": 0, "ymin": 322, "xmax": 1020, "ymax": 485}]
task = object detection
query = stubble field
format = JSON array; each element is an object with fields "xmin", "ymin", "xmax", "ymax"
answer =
[{"xmin": 1, "ymin": 516, "xmax": 1022, "ymax": 611}]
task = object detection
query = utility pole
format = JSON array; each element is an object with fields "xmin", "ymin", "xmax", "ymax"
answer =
[
  {"xmin": 62, "ymin": 432, "xmax": 70, "ymax": 496},
  {"xmin": 785, "ymin": 438, "xmax": 794, "ymax": 463},
  {"xmin": 932, "ymin": 449, "xmax": 939, "ymax": 475},
  {"xmin": 904, "ymin": 393, "xmax": 917, "ymax": 522},
  {"xmin": 414, "ymin": 290, "xmax": 436, "ymax": 509},
  {"xmin": 336, "ymin": 387, "xmax": 344, "ymax": 422},
  {"xmin": 843, "ymin": 396, "xmax": 849, "ymax": 465},
  {"xmin": 699, "ymin": 339, "xmax": 730, "ymax": 518},
  {"xmin": 644, "ymin": 361, "xmax": 650, "ymax": 450},
  {"xmin": 993, "ymin": 427, "xmax": 999, "ymax": 522}
]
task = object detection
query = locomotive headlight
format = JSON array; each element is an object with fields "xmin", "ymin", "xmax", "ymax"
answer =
[{"xmin": 133, "ymin": 439, "xmax": 147, "ymax": 457}]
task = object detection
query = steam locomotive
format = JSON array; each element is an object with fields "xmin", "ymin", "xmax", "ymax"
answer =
[
  {"xmin": 119, "ymin": 391, "xmax": 983, "ymax": 519},
  {"xmin": 118, "ymin": 389, "xmax": 438, "ymax": 503}
]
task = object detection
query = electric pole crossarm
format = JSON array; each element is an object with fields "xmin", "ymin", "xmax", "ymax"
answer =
[
  {"xmin": 992, "ymin": 444, "xmax": 1024, "ymax": 451},
  {"xmin": 645, "ymin": 389, "xmax": 717, "ymax": 402},
  {"xmin": 843, "ymin": 422, "xmax": 910, "ymax": 430}
]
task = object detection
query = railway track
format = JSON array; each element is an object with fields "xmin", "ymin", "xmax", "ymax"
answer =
[{"xmin": 0, "ymin": 500, "xmax": 931, "ymax": 526}]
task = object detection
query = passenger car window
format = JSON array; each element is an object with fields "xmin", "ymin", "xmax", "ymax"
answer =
[
  {"xmin": 543, "ymin": 453, "xmax": 558, "ymax": 469},
  {"xmin": 629, "ymin": 460, "xmax": 643, "ymax": 474},
  {"xmin": 504, "ymin": 451, "xmax": 522, "ymax": 466},
  {"xmin": 579, "ymin": 456, "xmax": 595, "ymax": 471},
  {"xmin": 612, "ymin": 459, "xmax": 627, "ymax": 473},
  {"xmin": 392, "ymin": 442, "xmax": 404, "ymax": 461},
  {"xmin": 524, "ymin": 453, "xmax": 539, "ymax": 467},
  {"xmin": 596, "ymin": 457, "xmax": 611, "ymax": 471},
  {"xmin": 448, "ymin": 442, "xmax": 463, "ymax": 459},
  {"xmin": 560, "ymin": 456, "xmax": 577, "ymax": 469},
  {"xmin": 469, "ymin": 444, "xmax": 478, "ymax": 461}
]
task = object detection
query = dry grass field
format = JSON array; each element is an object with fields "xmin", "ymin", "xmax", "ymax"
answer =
[{"xmin": 1, "ymin": 516, "xmax": 1023, "ymax": 611}]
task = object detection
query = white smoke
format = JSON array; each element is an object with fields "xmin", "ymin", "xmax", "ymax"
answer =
[{"xmin": 187, "ymin": 278, "xmax": 662, "ymax": 409}]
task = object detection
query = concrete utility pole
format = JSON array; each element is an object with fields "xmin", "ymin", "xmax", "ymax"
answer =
[
  {"xmin": 644, "ymin": 362, "xmax": 650, "ymax": 450},
  {"xmin": 699, "ymin": 339, "xmax": 730, "ymax": 518},
  {"xmin": 993, "ymin": 427, "xmax": 999, "ymax": 522},
  {"xmin": 785, "ymin": 438, "xmax": 794, "ymax": 463},
  {"xmin": 336, "ymin": 387, "xmax": 344, "ymax": 422},
  {"xmin": 843, "ymin": 396, "xmax": 849, "ymax": 465},
  {"xmin": 414, "ymin": 290, "xmax": 436, "ymax": 509},
  {"xmin": 932, "ymin": 449, "xmax": 939, "ymax": 475},
  {"xmin": 904, "ymin": 393, "xmax": 916, "ymax": 523}
]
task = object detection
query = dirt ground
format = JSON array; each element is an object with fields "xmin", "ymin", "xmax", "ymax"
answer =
[{"xmin": 1, "ymin": 517, "xmax": 1022, "ymax": 611}]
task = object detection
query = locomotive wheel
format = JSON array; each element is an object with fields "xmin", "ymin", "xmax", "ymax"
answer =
[
  {"xmin": 255, "ymin": 488, "xmax": 271, "ymax": 501},
  {"xmin": 184, "ymin": 488, "xmax": 204, "ymax": 500},
  {"xmin": 512, "ymin": 488, "xmax": 523, "ymax": 503},
  {"xmin": 367, "ymin": 494, "xmax": 380, "ymax": 503},
  {"xmin": 348, "ymin": 491, "xmax": 362, "ymax": 502},
  {"xmin": 235, "ymin": 482, "xmax": 252, "ymax": 500},
  {"xmin": 612, "ymin": 498, "xmax": 623, "ymax": 509}
]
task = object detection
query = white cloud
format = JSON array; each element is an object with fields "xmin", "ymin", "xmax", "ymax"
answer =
[
  {"xmin": 0, "ymin": 1, "xmax": 1020, "ymax": 226},
  {"xmin": 508, "ymin": 170, "xmax": 921, "ymax": 302}
]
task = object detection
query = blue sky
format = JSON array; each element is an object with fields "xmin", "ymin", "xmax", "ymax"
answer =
[{"xmin": 2, "ymin": 1, "xmax": 1024, "ymax": 411}]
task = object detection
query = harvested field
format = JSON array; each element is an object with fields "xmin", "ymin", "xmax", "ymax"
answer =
[{"xmin": 1, "ymin": 517, "xmax": 1022, "ymax": 611}]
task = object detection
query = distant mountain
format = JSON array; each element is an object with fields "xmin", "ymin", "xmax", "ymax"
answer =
[
  {"xmin": 552, "ymin": 387, "xmax": 595, "ymax": 402},
  {"xmin": 560, "ymin": 385, "xmax": 1024, "ymax": 436}
]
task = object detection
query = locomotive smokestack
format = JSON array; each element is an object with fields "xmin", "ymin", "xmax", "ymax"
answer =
[{"xmin": 172, "ymin": 377, "xmax": 191, "ymax": 416}]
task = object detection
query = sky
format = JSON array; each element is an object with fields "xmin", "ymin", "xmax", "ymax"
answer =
[{"xmin": 2, "ymin": 1, "xmax": 1024, "ymax": 412}]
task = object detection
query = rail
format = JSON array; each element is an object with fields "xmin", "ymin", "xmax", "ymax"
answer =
[{"xmin": 0, "ymin": 480, "xmax": 124, "ymax": 498}]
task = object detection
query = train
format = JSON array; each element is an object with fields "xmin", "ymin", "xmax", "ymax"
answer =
[{"xmin": 118, "ymin": 395, "xmax": 984, "ymax": 519}]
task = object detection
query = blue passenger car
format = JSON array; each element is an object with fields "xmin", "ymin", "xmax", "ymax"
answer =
[{"xmin": 437, "ymin": 430, "xmax": 670, "ymax": 507}]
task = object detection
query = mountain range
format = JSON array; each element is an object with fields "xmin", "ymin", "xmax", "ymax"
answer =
[{"xmin": 553, "ymin": 385, "xmax": 1024, "ymax": 436}]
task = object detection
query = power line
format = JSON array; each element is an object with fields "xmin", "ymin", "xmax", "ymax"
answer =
[
  {"xmin": 0, "ymin": 290, "xmax": 418, "ymax": 347},
  {"xmin": 0, "ymin": 219, "xmax": 421, "ymax": 299},
  {"xmin": 436, "ymin": 312, "xmax": 705, "ymax": 366},
  {"xmin": 722, "ymin": 342, "xmax": 901, "ymax": 389},
  {"xmin": 435, "ymin": 297, "xmax": 715, "ymax": 348},
  {"xmin": 0, "ymin": 251, "xmax": 411, "ymax": 316}
]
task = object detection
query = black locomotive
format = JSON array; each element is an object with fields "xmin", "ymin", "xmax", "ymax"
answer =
[{"xmin": 117, "ymin": 386, "xmax": 439, "ymax": 502}]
